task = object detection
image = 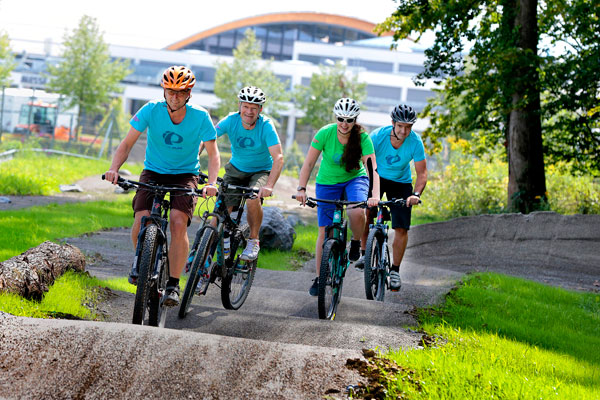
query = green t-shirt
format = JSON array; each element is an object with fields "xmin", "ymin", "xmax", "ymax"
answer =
[{"xmin": 311, "ymin": 123, "xmax": 375, "ymax": 185}]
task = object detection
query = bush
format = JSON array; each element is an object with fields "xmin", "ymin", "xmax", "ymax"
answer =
[{"xmin": 419, "ymin": 142, "xmax": 600, "ymax": 219}]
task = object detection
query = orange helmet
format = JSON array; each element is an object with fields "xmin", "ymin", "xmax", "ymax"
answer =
[{"xmin": 161, "ymin": 66, "xmax": 196, "ymax": 90}]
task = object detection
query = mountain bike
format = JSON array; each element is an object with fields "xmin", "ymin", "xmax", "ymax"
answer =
[
  {"xmin": 178, "ymin": 175, "xmax": 259, "ymax": 318},
  {"xmin": 295, "ymin": 195, "xmax": 365, "ymax": 320},
  {"xmin": 102, "ymin": 174, "xmax": 201, "ymax": 327},
  {"xmin": 363, "ymin": 198, "xmax": 406, "ymax": 301}
]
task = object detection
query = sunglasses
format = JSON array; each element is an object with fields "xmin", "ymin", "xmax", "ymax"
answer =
[{"xmin": 336, "ymin": 117, "xmax": 355, "ymax": 124}]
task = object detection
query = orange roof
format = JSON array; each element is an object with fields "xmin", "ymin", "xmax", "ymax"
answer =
[{"xmin": 165, "ymin": 12, "xmax": 392, "ymax": 50}]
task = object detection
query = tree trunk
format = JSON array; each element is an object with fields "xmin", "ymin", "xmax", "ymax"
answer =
[
  {"xmin": 507, "ymin": 0, "xmax": 547, "ymax": 213},
  {"xmin": 0, "ymin": 241, "xmax": 86, "ymax": 300}
]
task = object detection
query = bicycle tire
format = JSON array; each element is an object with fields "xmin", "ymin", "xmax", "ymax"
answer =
[
  {"xmin": 318, "ymin": 239, "xmax": 341, "ymax": 320},
  {"xmin": 132, "ymin": 224, "xmax": 158, "ymax": 325},
  {"xmin": 148, "ymin": 241, "xmax": 169, "ymax": 327},
  {"xmin": 364, "ymin": 228, "xmax": 386, "ymax": 301},
  {"xmin": 221, "ymin": 224, "xmax": 256, "ymax": 310},
  {"xmin": 179, "ymin": 227, "xmax": 215, "ymax": 319}
]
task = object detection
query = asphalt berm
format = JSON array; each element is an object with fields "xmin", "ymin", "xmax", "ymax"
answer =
[{"xmin": 1, "ymin": 176, "xmax": 598, "ymax": 399}]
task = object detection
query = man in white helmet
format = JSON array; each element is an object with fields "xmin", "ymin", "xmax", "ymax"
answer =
[{"xmin": 214, "ymin": 86, "xmax": 284, "ymax": 261}]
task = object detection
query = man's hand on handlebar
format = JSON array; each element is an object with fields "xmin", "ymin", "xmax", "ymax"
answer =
[
  {"xmin": 202, "ymin": 183, "xmax": 218, "ymax": 198},
  {"xmin": 104, "ymin": 170, "xmax": 120, "ymax": 184}
]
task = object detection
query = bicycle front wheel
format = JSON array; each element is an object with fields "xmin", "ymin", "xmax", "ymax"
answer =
[
  {"xmin": 132, "ymin": 224, "xmax": 158, "ymax": 325},
  {"xmin": 148, "ymin": 242, "xmax": 169, "ymax": 327},
  {"xmin": 221, "ymin": 224, "xmax": 256, "ymax": 310},
  {"xmin": 364, "ymin": 228, "xmax": 387, "ymax": 301},
  {"xmin": 179, "ymin": 227, "xmax": 215, "ymax": 319},
  {"xmin": 318, "ymin": 239, "xmax": 342, "ymax": 320}
]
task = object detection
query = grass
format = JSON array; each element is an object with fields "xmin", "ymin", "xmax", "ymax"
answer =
[
  {"xmin": 353, "ymin": 272, "xmax": 600, "ymax": 399},
  {"xmin": 0, "ymin": 270, "xmax": 108, "ymax": 320},
  {"xmin": 0, "ymin": 197, "xmax": 135, "ymax": 262},
  {"xmin": 0, "ymin": 151, "xmax": 142, "ymax": 196}
]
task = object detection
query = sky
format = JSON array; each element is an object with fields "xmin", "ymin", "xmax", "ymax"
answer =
[{"xmin": 0, "ymin": 0, "xmax": 402, "ymax": 49}]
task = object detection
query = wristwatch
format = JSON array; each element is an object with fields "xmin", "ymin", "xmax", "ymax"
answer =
[
  {"xmin": 296, "ymin": 186, "xmax": 306, "ymax": 192},
  {"xmin": 413, "ymin": 192, "xmax": 421, "ymax": 198}
]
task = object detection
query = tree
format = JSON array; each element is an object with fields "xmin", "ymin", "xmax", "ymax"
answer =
[
  {"xmin": 377, "ymin": 0, "xmax": 599, "ymax": 212},
  {"xmin": 294, "ymin": 62, "xmax": 367, "ymax": 131},
  {"xmin": 46, "ymin": 15, "xmax": 130, "ymax": 139},
  {"xmin": 213, "ymin": 29, "xmax": 289, "ymax": 120},
  {"xmin": 0, "ymin": 30, "xmax": 15, "ymax": 88}
]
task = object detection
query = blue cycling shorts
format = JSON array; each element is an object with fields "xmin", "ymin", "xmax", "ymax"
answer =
[{"xmin": 315, "ymin": 175, "xmax": 369, "ymax": 227}]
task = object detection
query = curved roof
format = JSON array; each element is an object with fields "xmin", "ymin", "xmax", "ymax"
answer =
[{"xmin": 165, "ymin": 12, "xmax": 392, "ymax": 50}]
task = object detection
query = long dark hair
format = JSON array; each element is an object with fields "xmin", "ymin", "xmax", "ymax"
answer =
[{"xmin": 340, "ymin": 123, "xmax": 363, "ymax": 172}]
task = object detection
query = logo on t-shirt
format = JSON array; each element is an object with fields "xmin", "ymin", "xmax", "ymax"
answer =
[
  {"xmin": 385, "ymin": 154, "xmax": 401, "ymax": 165},
  {"xmin": 237, "ymin": 137, "xmax": 255, "ymax": 148},
  {"xmin": 163, "ymin": 131, "xmax": 183, "ymax": 146}
]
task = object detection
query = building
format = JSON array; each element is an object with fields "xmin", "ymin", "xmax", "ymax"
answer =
[{"xmin": 6, "ymin": 12, "xmax": 436, "ymax": 149}]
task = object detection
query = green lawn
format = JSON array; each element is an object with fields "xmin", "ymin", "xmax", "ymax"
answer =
[{"xmin": 353, "ymin": 272, "xmax": 600, "ymax": 399}]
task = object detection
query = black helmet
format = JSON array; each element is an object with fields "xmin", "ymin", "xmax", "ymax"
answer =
[{"xmin": 391, "ymin": 104, "xmax": 417, "ymax": 123}]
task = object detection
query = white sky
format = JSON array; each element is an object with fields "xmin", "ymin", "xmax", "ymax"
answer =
[{"xmin": 0, "ymin": 0, "xmax": 402, "ymax": 49}]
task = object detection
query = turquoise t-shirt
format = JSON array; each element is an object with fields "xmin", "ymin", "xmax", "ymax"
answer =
[
  {"xmin": 311, "ymin": 123, "xmax": 374, "ymax": 185},
  {"xmin": 215, "ymin": 113, "xmax": 280, "ymax": 173},
  {"xmin": 130, "ymin": 100, "xmax": 217, "ymax": 175},
  {"xmin": 370, "ymin": 125, "xmax": 426, "ymax": 183}
]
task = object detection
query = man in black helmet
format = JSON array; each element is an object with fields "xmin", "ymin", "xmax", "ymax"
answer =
[{"xmin": 356, "ymin": 104, "xmax": 428, "ymax": 292}]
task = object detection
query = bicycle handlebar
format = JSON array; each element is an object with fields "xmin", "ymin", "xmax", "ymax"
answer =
[
  {"xmin": 102, "ymin": 173, "xmax": 260, "ymax": 197},
  {"xmin": 291, "ymin": 195, "xmax": 421, "ymax": 209}
]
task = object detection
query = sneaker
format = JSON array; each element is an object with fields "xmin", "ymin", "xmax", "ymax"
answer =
[
  {"xmin": 349, "ymin": 240, "xmax": 361, "ymax": 261},
  {"xmin": 309, "ymin": 277, "xmax": 319, "ymax": 296},
  {"xmin": 389, "ymin": 271, "xmax": 401, "ymax": 292},
  {"xmin": 163, "ymin": 285, "xmax": 180, "ymax": 307},
  {"xmin": 354, "ymin": 255, "xmax": 365, "ymax": 270},
  {"xmin": 240, "ymin": 239, "xmax": 260, "ymax": 261},
  {"xmin": 128, "ymin": 262, "xmax": 138, "ymax": 285}
]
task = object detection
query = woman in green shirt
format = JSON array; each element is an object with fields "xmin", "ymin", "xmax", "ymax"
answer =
[{"xmin": 295, "ymin": 98, "xmax": 380, "ymax": 296}]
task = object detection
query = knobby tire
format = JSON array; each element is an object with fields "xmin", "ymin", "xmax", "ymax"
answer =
[
  {"xmin": 221, "ymin": 224, "xmax": 256, "ymax": 310},
  {"xmin": 179, "ymin": 227, "xmax": 215, "ymax": 318},
  {"xmin": 318, "ymin": 239, "xmax": 341, "ymax": 320},
  {"xmin": 132, "ymin": 224, "xmax": 158, "ymax": 325},
  {"xmin": 364, "ymin": 228, "xmax": 388, "ymax": 301}
]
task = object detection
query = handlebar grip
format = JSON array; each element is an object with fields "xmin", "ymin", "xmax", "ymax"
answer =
[{"xmin": 101, "ymin": 174, "xmax": 125, "ymax": 183}]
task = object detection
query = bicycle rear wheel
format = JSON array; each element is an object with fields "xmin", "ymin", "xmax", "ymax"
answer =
[
  {"xmin": 179, "ymin": 227, "xmax": 215, "ymax": 319},
  {"xmin": 364, "ymin": 228, "xmax": 387, "ymax": 301},
  {"xmin": 318, "ymin": 239, "xmax": 342, "ymax": 320},
  {"xmin": 221, "ymin": 224, "xmax": 256, "ymax": 310},
  {"xmin": 132, "ymin": 224, "xmax": 158, "ymax": 325}
]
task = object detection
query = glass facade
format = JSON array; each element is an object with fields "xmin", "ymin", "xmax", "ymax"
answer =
[{"xmin": 181, "ymin": 22, "xmax": 373, "ymax": 61}]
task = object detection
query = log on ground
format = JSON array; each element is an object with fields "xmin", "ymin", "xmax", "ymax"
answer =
[{"xmin": 0, "ymin": 241, "xmax": 86, "ymax": 299}]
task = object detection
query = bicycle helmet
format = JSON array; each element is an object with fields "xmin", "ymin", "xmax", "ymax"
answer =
[
  {"xmin": 333, "ymin": 98, "xmax": 360, "ymax": 118},
  {"xmin": 238, "ymin": 86, "xmax": 266, "ymax": 105},
  {"xmin": 161, "ymin": 66, "xmax": 196, "ymax": 90},
  {"xmin": 391, "ymin": 104, "xmax": 417, "ymax": 123}
]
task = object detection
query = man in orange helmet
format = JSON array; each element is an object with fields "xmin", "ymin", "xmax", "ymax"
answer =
[{"xmin": 105, "ymin": 65, "xmax": 220, "ymax": 307}]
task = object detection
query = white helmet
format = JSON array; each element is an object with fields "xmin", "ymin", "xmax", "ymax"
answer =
[
  {"xmin": 238, "ymin": 86, "xmax": 266, "ymax": 105},
  {"xmin": 333, "ymin": 98, "xmax": 360, "ymax": 118}
]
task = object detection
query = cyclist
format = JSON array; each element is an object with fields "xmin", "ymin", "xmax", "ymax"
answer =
[
  {"xmin": 355, "ymin": 104, "xmax": 427, "ymax": 292},
  {"xmin": 295, "ymin": 98, "xmax": 380, "ymax": 296},
  {"xmin": 214, "ymin": 86, "xmax": 284, "ymax": 261},
  {"xmin": 105, "ymin": 65, "xmax": 221, "ymax": 307}
]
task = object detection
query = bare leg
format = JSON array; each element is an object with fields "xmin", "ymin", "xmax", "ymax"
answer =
[
  {"xmin": 245, "ymin": 197, "xmax": 262, "ymax": 239},
  {"xmin": 168, "ymin": 209, "xmax": 190, "ymax": 279},
  {"xmin": 347, "ymin": 207, "xmax": 366, "ymax": 241},
  {"xmin": 392, "ymin": 228, "xmax": 408, "ymax": 267},
  {"xmin": 131, "ymin": 210, "xmax": 150, "ymax": 249},
  {"xmin": 314, "ymin": 226, "xmax": 326, "ymax": 276}
]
